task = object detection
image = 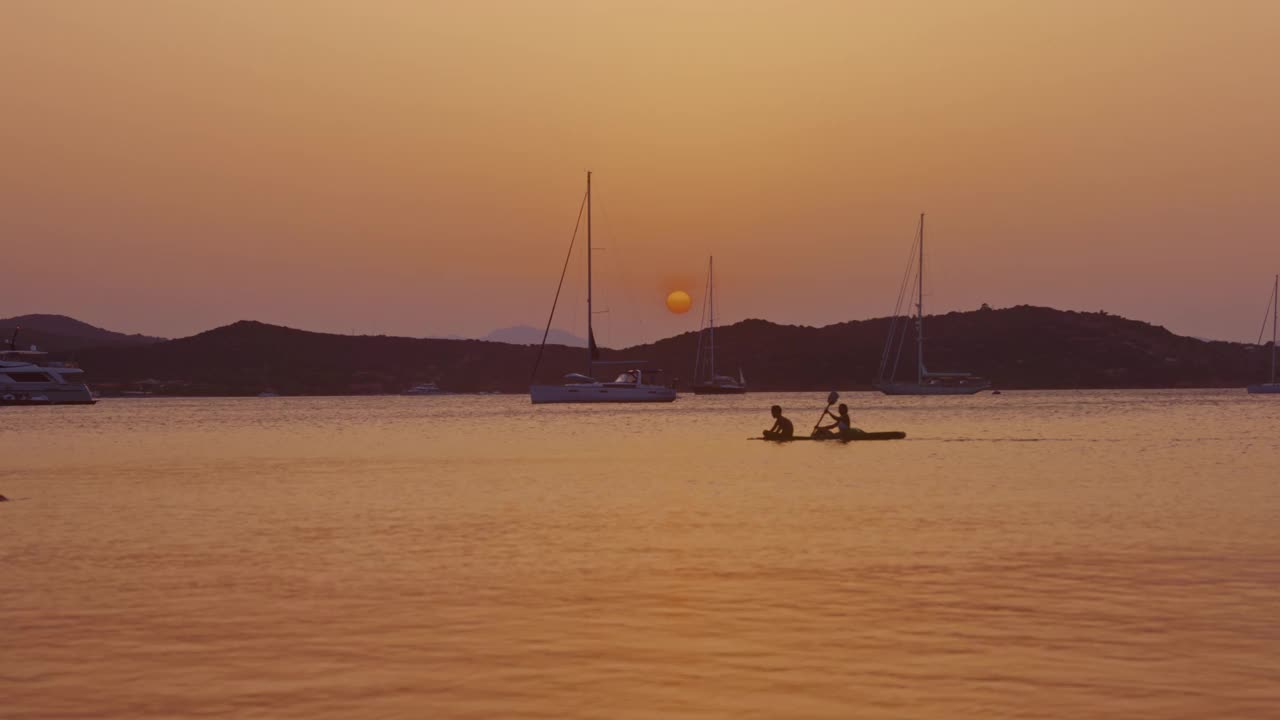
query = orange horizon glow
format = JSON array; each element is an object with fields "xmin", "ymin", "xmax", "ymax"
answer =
[{"xmin": 3, "ymin": 1, "xmax": 1279, "ymax": 345}]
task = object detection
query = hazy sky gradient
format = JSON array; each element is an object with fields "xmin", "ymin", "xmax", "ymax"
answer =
[{"xmin": 4, "ymin": 1, "xmax": 1278, "ymax": 344}]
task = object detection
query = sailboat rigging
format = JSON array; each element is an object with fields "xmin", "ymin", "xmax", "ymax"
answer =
[
  {"xmin": 875, "ymin": 214, "xmax": 991, "ymax": 395},
  {"xmin": 692, "ymin": 256, "xmax": 746, "ymax": 394},
  {"xmin": 1247, "ymin": 274, "xmax": 1279, "ymax": 395},
  {"xmin": 529, "ymin": 172, "xmax": 677, "ymax": 404}
]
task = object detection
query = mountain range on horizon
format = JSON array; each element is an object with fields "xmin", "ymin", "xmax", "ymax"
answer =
[
  {"xmin": 0, "ymin": 314, "xmax": 166, "ymax": 353},
  {"xmin": 482, "ymin": 325, "xmax": 588, "ymax": 347},
  {"xmin": 12, "ymin": 306, "xmax": 1274, "ymax": 395},
  {"xmin": 2, "ymin": 314, "xmax": 593, "ymax": 352}
]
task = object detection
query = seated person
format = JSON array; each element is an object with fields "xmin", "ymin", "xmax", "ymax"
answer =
[
  {"xmin": 814, "ymin": 403, "xmax": 857, "ymax": 437},
  {"xmin": 763, "ymin": 405, "xmax": 794, "ymax": 440}
]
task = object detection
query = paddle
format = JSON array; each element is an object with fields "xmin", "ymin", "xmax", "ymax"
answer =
[{"xmin": 812, "ymin": 391, "xmax": 839, "ymax": 433}]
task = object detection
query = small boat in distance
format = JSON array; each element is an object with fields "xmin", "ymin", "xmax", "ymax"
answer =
[
  {"xmin": 528, "ymin": 172, "xmax": 677, "ymax": 404},
  {"xmin": 1247, "ymin": 274, "xmax": 1279, "ymax": 395},
  {"xmin": 404, "ymin": 382, "xmax": 447, "ymax": 395},
  {"xmin": 692, "ymin": 256, "xmax": 746, "ymax": 395},
  {"xmin": 875, "ymin": 214, "xmax": 991, "ymax": 395}
]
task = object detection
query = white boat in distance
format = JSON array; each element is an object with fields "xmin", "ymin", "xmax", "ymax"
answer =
[
  {"xmin": 529, "ymin": 172, "xmax": 676, "ymax": 404},
  {"xmin": 404, "ymin": 382, "xmax": 448, "ymax": 395},
  {"xmin": 875, "ymin": 214, "xmax": 991, "ymax": 395},
  {"xmin": 1, "ymin": 331, "xmax": 95, "ymax": 405},
  {"xmin": 1248, "ymin": 274, "xmax": 1279, "ymax": 394}
]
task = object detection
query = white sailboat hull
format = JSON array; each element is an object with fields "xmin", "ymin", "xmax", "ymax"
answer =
[
  {"xmin": 876, "ymin": 380, "xmax": 991, "ymax": 396},
  {"xmin": 530, "ymin": 384, "xmax": 677, "ymax": 404},
  {"xmin": 1247, "ymin": 383, "xmax": 1280, "ymax": 394},
  {"xmin": 691, "ymin": 382, "xmax": 747, "ymax": 395}
]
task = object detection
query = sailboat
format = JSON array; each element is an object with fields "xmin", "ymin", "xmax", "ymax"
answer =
[
  {"xmin": 528, "ymin": 172, "xmax": 677, "ymax": 404},
  {"xmin": 1247, "ymin": 274, "xmax": 1279, "ymax": 394},
  {"xmin": 875, "ymin": 214, "xmax": 991, "ymax": 395},
  {"xmin": 692, "ymin": 256, "xmax": 746, "ymax": 394}
]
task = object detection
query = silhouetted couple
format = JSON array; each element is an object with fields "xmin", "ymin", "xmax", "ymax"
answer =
[{"xmin": 764, "ymin": 402, "xmax": 856, "ymax": 440}]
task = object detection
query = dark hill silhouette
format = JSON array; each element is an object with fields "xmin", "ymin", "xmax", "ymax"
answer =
[
  {"xmin": 67, "ymin": 306, "xmax": 1270, "ymax": 395},
  {"xmin": 0, "ymin": 314, "xmax": 165, "ymax": 352},
  {"xmin": 76, "ymin": 320, "xmax": 582, "ymax": 396},
  {"xmin": 638, "ymin": 306, "xmax": 1262, "ymax": 390},
  {"xmin": 484, "ymin": 325, "xmax": 587, "ymax": 347}
]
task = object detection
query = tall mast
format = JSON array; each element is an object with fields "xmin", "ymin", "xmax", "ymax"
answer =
[
  {"xmin": 917, "ymin": 213, "xmax": 925, "ymax": 386},
  {"xmin": 586, "ymin": 171, "xmax": 593, "ymax": 377},
  {"xmin": 1272, "ymin": 274, "xmax": 1278, "ymax": 384},
  {"xmin": 709, "ymin": 256, "xmax": 715, "ymax": 380}
]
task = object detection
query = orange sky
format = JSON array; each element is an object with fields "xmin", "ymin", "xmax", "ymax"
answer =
[{"xmin": 4, "ymin": 1, "xmax": 1278, "ymax": 345}]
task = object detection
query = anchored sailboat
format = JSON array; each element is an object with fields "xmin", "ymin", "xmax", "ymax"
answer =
[
  {"xmin": 875, "ymin": 214, "xmax": 991, "ymax": 395},
  {"xmin": 692, "ymin": 256, "xmax": 746, "ymax": 394},
  {"xmin": 1247, "ymin": 274, "xmax": 1279, "ymax": 395},
  {"xmin": 529, "ymin": 172, "xmax": 677, "ymax": 404}
]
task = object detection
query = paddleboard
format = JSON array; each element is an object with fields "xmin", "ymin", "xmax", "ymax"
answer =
[{"xmin": 756, "ymin": 431, "xmax": 906, "ymax": 442}]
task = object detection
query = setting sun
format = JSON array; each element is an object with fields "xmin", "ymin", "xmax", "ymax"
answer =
[{"xmin": 666, "ymin": 290, "xmax": 692, "ymax": 314}]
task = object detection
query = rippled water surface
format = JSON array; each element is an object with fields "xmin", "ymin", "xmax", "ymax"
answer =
[{"xmin": 4, "ymin": 391, "xmax": 1279, "ymax": 718}]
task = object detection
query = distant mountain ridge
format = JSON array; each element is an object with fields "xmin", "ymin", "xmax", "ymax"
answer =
[
  {"xmin": 60, "ymin": 305, "xmax": 1274, "ymax": 395},
  {"xmin": 483, "ymin": 325, "xmax": 587, "ymax": 347},
  {"xmin": 0, "ymin": 314, "xmax": 165, "ymax": 352}
]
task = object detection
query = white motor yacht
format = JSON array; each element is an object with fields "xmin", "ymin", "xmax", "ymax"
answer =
[{"xmin": 1, "ymin": 349, "xmax": 96, "ymax": 405}]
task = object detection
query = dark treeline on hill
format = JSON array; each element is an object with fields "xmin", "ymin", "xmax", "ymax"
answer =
[
  {"xmin": 55, "ymin": 305, "xmax": 1272, "ymax": 396},
  {"xmin": 0, "ymin": 314, "xmax": 165, "ymax": 353}
]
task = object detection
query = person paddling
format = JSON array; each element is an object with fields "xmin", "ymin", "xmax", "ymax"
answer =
[
  {"xmin": 815, "ymin": 403, "xmax": 856, "ymax": 438},
  {"xmin": 764, "ymin": 405, "xmax": 794, "ymax": 440}
]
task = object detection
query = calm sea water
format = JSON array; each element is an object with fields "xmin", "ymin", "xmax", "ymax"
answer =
[{"xmin": 3, "ymin": 391, "xmax": 1278, "ymax": 719}]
